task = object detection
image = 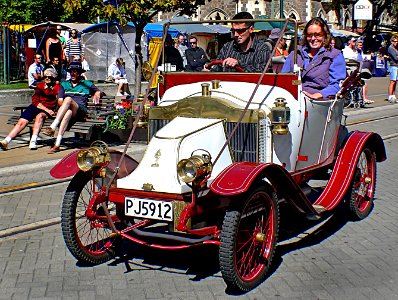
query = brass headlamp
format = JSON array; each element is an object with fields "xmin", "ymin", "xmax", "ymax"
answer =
[
  {"xmin": 77, "ymin": 141, "xmax": 111, "ymax": 172},
  {"xmin": 271, "ymin": 97, "xmax": 290, "ymax": 135},
  {"xmin": 177, "ymin": 150, "xmax": 213, "ymax": 183}
]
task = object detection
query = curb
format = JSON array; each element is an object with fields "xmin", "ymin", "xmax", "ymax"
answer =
[{"xmin": 0, "ymin": 143, "xmax": 147, "ymax": 177}]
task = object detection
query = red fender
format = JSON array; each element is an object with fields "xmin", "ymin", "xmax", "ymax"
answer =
[
  {"xmin": 50, "ymin": 150, "xmax": 80, "ymax": 179},
  {"xmin": 314, "ymin": 130, "xmax": 386, "ymax": 210},
  {"xmin": 50, "ymin": 149, "xmax": 139, "ymax": 179},
  {"xmin": 209, "ymin": 162, "xmax": 318, "ymax": 216}
]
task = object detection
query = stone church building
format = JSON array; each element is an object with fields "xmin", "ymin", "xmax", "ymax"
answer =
[{"xmin": 160, "ymin": 0, "xmax": 392, "ymax": 32}]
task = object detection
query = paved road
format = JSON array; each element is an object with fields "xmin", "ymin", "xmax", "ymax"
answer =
[
  {"xmin": 0, "ymin": 137, "xmax": 397, "ymax": 299},
  {"xmin": 0, "ymin": 79, "xmax": 398, "ymax": 299}
]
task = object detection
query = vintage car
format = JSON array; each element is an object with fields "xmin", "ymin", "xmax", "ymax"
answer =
[{"xmin": 51, "ymin": 19, "xmax": 386, "ymax": 292}]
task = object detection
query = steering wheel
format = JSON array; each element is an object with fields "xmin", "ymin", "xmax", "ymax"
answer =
[{"xmin": 206, "ymin": 60, "xmax": 245, "ymax": 72}]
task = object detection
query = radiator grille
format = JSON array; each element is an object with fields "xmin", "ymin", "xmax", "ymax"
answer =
[{"xmin": 149, "ymin": 119, "xmax": 258, "ymax": 162}]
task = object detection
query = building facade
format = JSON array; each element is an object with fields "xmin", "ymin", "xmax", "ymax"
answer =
[{"xmin": 160, "ymin": 0, "xmax": 393, "ymax": 32}]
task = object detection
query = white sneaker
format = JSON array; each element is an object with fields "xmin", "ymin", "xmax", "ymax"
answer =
[
  {"xmin": 0, "ymin": 140, "xmax": 8, "ymax": 150},
  {"xmin": 29, "ymin": 141, "xmax": 37, "ymax": 150},
  {"xmin": 388, "ymin": 95, "xmax": 396, "ymax": 103}
]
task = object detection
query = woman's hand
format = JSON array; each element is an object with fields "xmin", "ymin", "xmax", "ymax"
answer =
[{"xmin": 303, "ymin": 91, "xmax": 323, "ymax": 99}]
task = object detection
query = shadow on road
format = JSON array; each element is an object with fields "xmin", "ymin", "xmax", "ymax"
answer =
[{"xmin": 73, "ymin": 203, "xmax": 352, "ymax": 295}]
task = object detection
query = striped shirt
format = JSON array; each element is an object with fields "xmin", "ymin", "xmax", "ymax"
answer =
[
  {"xmin": 65, "ymin": 38, "xmax": 84, "ymax": 60},
  {"xmin": 216, "ymin": 36, "xmax": 271, "ymax": 72}
]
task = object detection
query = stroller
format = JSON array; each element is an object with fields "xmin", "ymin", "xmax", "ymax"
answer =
[{"xmin": 340, "ymin": 59, "xmax": 372, "ymax": 109}]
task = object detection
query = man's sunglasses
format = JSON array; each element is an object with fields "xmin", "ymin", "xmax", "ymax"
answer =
[
  {"xmin": 190, "ymin": 41, "xmax": 197, "ymax": 44},
  {"xmin": 230, "ymin": 27, "xmax": 250, "ymax": 34},
  {"xmin": 44, "ymin": 76, "xmax": 54, "ymax": 79}
]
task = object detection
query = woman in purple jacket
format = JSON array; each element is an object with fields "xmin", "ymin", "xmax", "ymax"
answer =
[{"xmin": 282, "ymin": 17, "xmax": 346, "ymax": 99}]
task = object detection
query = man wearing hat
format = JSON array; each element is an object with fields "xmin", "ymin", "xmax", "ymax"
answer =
[
  {"xmin": 342, "ymin": 37, "xmax": 359, "ymax": 60},
  {"xmin": 0, "ymin": 69, "xmax": 60, "ymax": 150},
  {"xmin": 42, "ymin": 61, "xmax": 101, "ymax": 153}
]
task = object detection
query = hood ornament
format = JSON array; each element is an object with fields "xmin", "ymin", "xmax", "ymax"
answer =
[{"xmin": 151, "ymin": 149, "xmax": 161, "ymax": 167}]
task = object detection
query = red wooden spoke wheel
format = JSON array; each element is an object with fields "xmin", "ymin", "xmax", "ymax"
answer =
[
  {"xmin": 220, "ymin": 186, "xmax": 279, "ymax": 292},
  {"xmin": 346, "ymin": 148, "xmax": 376, "ymax": 220},
  {"xmin": 61, "ymin": 171, "xmax": 123, "ymax": 264},
  {"xmin": 206, "ymin": 59, "xmax": 245, "ymax": 72}
]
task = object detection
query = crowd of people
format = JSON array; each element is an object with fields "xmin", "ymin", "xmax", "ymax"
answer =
[
  {"xmin": 1, "ymin": 27, "xmax": 100, "ymax": 153},
  {"xmin": 2, "ymin": 14, "xmax": 398, "ymax": 153}
]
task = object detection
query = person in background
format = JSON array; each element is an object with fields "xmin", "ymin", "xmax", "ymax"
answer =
[
  {"xmin": 108, "ymin": 58, "xmax": 129, "ymax": 96},
  {"xmin": 387, "ymin": 36, "xmax": 398, "ymax": 103},
  {"xmin": 356, "ymin": 39, "xmax": 374, "ymax": 104},
  {"xmin": 45, "ymin": 28, "xmax": 63, "ymax": 65},
  {"xmin": 274, "ymin": 36, "xmax": 288, "ymax": 57},
  {"xmin": 47, "ymin": 57, "xmax": 63, "ymax": 82},
  {"xmin": 342, "ymin": 37, "xmax": 358, "ymax": 60},
  {"xmin": 161, "ymin": 34, "xmax": 184, "ymax": 71},
  {"xmin": 175, "ymin": 34, "xmax": 188, "ymax": 68},
  {"xmin": 56, "ymin": 25, "xmax": 66, "ymax": 48},
  {"xmin": 282, "ymin": 17, "xmax": 346, "ymax": 99},
  {"xmin": 185, "ymin": 36, "xmax": 209, "ymax": 71},
  {"xmin": 42, "ymin": 62, "xmax": 101, "ymax": 153},
  {"xmin": 269, "ymin": 28, "xmax": 287, "ymax": 73},
  {"xmin": 0, "ymin": 69, "xmax": 60, "ymax": 151},
  {"xmin": 65, "ymin": 29, "xmax": 84, "ymax": 63},
  {"xmin": 28, "ymin": 54, "xmax": 44, "ymax": 89},
  {"xmin": 330, "ymin": 37, "xmax": 336, "ymax": 49},
  {"xmin": 204, "ymin": 12, "xmax": 271, "ymax": 72}
]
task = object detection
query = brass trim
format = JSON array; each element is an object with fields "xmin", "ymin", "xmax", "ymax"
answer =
[
  {"xmin": 149, "ymin": 96, "xmax": 265, "ymax": 123},
  {"xmin": 292, "ymin": 79, "xmax": 301, "ymax": 85}
]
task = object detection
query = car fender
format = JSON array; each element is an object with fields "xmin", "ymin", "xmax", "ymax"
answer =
[
  {"xmin": 209, "ymin": 162, "xmax": 318, "ymax": 216},
  {"xmin": 50, "ymin": 150, "xmax": 80, "ymax": 179},
  {"xmin": 314, "ymin": 130, "xmax": 386, "ymax": 210},
  {"xmin": 50, "ymin": 150, "xmax": 139, "ymax": 179}
]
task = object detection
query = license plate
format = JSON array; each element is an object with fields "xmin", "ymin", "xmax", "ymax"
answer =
[{"xmin": 125, "ymin": 197, "xmax": 173, "ymax": 221}]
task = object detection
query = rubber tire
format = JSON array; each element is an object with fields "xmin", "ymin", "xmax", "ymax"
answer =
[
  {"xmin": 219, "ymin": 186, "xmax": 279, "ymax": 292},
  {"xmin": 346, "ymin": 148, "xmax": 376, "ymax": 220},
  {"xmin": 61, "ymin": 171, "xmax": 121, "ymax": 264}
]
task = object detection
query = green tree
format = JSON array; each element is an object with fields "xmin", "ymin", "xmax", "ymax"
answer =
[
  {"xmin": 0, "ymin": 0, "xmax": 64, "ymax": 24},
  {"xmin": 62, "ymin": 0, "xmax": 205, "ymax": 97}
]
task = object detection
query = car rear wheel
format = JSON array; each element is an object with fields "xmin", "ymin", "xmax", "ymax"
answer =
[
  {"xmin": 219, "ymin": 186, "xmax": 279, "ymax": 292},
  {"xmin": 346, "ymin": 148, "xmax": 376, "ymax": 220},
  {"xmin": 61, "ymin": 171, "xmax": 122, "ymax": 264}
]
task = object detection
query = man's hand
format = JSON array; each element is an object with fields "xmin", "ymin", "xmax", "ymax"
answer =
[
  {"xmin": 92, "ymin": 91, "xmax": 101, "ymax": 104},
  {"xmin": 222, "ymin": 57, "xmax": 240, "ymax": 68}
]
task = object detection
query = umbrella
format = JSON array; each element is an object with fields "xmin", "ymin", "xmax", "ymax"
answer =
[
  {"xmin": 254, "ymin": 15, "xmax": 295, "ymax": 31},
  {"xmin": 206, "ymin": 24, "xmax": 231, "ymax": 34},
  {"xmin": 158, "ymin": 16, "xmax": 215, "ymax": 34}
]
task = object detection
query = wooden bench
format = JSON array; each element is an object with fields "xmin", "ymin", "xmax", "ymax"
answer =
[{"xmin": 7, "ymin": 96, "xmax": 116, "ymax": 142}]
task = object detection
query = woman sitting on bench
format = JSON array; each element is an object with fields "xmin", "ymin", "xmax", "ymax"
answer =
[
  {"xmin": 108, "ymin": 58, "xmax": 129, "ymax": 96},
  {"xmin": 0, "ymin": 69, "xmax": 60, "ymax": 151}
]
